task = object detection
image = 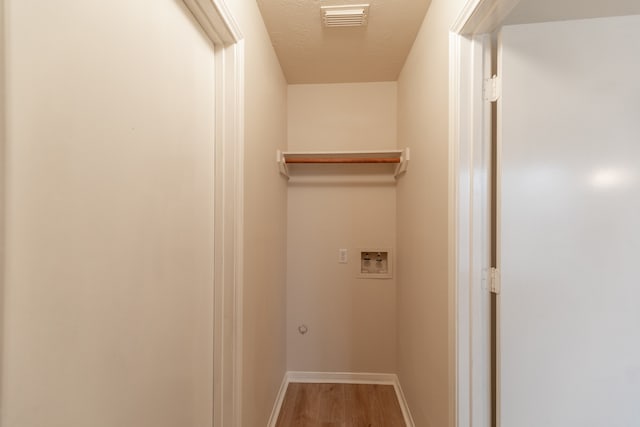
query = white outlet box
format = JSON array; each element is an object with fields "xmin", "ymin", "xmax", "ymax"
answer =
[{"xmin": 338, "ymin": 248, "xmax": 348, "ymax": 264}]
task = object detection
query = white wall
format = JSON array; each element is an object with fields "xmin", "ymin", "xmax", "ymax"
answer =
[
  {"xmin": 2, "ymin": 1, "xmax": 216, "ymax": 426},
  {"xmin": 504, "ymin": 0, "xmax": 640, "ymax": 25},
  {"xmin": 498, "ymin": 15, "xmax": 640, "ymax": 426},
  {"xmin": 226, "ymin": 2, "xmax": 289, "ymax": 426},
  {"xmin": 396, "ymin": 0, "xmax": 467, "ymax": 425},
  {"xmin": 287, "ymin": 82, "xmax": 397, "ymax": 373}
]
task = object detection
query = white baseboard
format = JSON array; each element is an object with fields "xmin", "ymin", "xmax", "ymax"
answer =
[
  {"xmin": 267, "ymin": 371, "xmax": 415, "ymax": 427},
  {"xmin": 392, "ymin": 375, "xmax": 416, "ymax": 427},
  {"xmin": 287, "ymin": 371, "xmax": 398, "ymax": 384},
  {"xmin": 267, "ymin": 374, "xmax": 289, "ymax": 427}
]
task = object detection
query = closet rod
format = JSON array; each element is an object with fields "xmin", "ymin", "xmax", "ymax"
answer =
[{"xmin": 285, "ymin": 157, "xmax": 401, "ymax": 164}]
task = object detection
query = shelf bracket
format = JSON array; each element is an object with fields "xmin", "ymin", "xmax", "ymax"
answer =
[
  {"xmin": 394, "ymin": 148, "xmax": 410, "ymax": 178},
  {"xmin": 277, "ymin": 150, "xmax": 290, "ymax": 179}
]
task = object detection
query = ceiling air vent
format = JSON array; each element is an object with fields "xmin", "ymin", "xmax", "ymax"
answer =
[{"xmin": 321, "ymin": 4, "xmax": 370, "ymax": 28}]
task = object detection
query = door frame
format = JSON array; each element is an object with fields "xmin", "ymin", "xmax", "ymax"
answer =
[
  {"xmin": 448, "ymin": 0, "xmax": 519, "ymax": 426},
  {"xmin": 181, "ymin": 1, "xmax": 244, "ymax": 426}
]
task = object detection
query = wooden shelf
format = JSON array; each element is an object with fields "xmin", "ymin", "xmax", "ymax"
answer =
[{"xmin": 277, "ymin": 149, "xmax": 410, "ymax": 179}]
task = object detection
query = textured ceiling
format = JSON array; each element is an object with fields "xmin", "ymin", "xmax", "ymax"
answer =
[{"xmin": 256, "ymin": 0, "xmax": 432, "ymax": 84}]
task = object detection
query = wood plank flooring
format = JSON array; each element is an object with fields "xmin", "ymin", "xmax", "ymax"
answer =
[{"xmin": 275, "ymin": 383, "xmax": 406, "ymax": 427}]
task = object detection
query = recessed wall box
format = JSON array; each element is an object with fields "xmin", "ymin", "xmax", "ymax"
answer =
[{"xmin": 357, "ymin": 248, "xmax": 392, "ymax": 279}]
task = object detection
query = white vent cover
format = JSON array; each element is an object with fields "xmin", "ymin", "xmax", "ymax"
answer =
[{"xmin": 321, "ymin": 4, "xmax": 370, "ymax": 28}]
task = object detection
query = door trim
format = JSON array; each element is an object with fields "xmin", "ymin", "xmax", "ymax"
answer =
[
  {"xmin": 449, "ymin": 0, "xmax": 520, "ymax": 426},
  {"xmin": 181, "ymin": 1, "xmax": 244, "ymax": 426}
]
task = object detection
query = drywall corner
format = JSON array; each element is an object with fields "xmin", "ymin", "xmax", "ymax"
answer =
[{"xmin": 395, "ymin": 0, "xmax": 468, "ymax": 426}]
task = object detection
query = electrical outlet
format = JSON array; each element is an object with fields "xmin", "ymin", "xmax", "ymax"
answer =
[{"xmin": 338, "ymin": 248, "xmax": 348, "ymax": 263}]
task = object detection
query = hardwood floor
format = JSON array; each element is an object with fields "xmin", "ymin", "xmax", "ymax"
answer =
[{"xmin": 275, "ymin": 383, "xmax": 406, "ymax": 427}]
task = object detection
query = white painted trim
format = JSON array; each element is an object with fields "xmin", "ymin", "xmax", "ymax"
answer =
[
  {"xmin": 268, "ymin": 372, "xmax": 415, "ymax": 427},
  {"xmin": 450, "ymin": 1, "xmax": 524, "ymax": 427},
  {"xmin": 183, "ymin": 0, "xmax": 242, "ymax": 44},
  {"xmin": 452, "ymin": 0, "xmax": 522, "ymax": 35},
  {"xmin": 451, "ymin": 1, "xmax": 520, "ymax": 427},
  {"xmin": 181, "ymin": 1, "xmax": 244, "ymax": 427},
  {"xmin": 449, "ymin": 32, "xmax": 491, "ymax": 427},
  {"xmin": 451, "ymin": 0, "xmax": 486, "ymax": 33},
  {"xmin": 392, "ymin": 376, "xmax": 416, "ymax": 427},
  {"xmin": 267, "ymin": 374, "xmax": 289, "ymax": 427},
  {"xmin": 449, "ymin": 28, "xmax": 492, "ymax": 427},
  {"xmin": 287, "ymin": 371, "xmax": 397, "ymax": 384},
  {"xmin": 449, "ymin": 31, "xmax": 490, "ymax": 427}
]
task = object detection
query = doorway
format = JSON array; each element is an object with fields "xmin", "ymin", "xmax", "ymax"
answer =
[{"xmin": 451, "ymin": 1, "xmax": 640, "ymax": 426}]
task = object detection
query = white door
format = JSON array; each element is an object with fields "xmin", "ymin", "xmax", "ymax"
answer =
[{"xmin": 497, "ymin": 15, "xmax": 640, "ymax": 427}]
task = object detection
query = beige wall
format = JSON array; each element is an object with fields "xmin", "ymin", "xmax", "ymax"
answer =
[
  {"xmin": 226, "ymin": 2, "xmax": 289, "ymax": 426},
  {"xmin": 0, "ymin": 0, "xmax": 5, "ymax": 412},
  {"xmin": 287, "ymin": 83, "xmax": 397, "ymax": 373},
  {"xmin": 0, "ymin": 1, "xmax": 288, "ymax": 426},
  {"xmin": 396, "ymin": 0, "xmax": 466, "ymax": 426},
  {"xmin": 2, "ymin": 1, "xmax": 217, "ymax": 426}
]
